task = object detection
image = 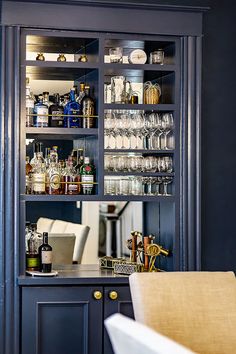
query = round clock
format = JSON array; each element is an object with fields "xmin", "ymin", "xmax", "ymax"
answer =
[{"xmin": 128, "ymin": 49, "xmax": 147, "ymax": 64}]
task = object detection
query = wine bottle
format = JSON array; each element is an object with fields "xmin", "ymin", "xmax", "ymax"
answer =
[{"xmin": 38, "ymin": 232, "xmax": 52, "ymax": 273}]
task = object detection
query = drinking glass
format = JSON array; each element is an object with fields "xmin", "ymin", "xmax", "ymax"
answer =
[
  {"xmin": 119, "ymin": 178, "xmax": 130, "ymax": 195},
  {"xmin": 129, "ymin": 176, "xmax": 143, "ymax": 195},
  {"xmin": 109, "ymin": 47, "xmax": 123, "ymax": 63},
  {"xmin": 132, "ymin": 112, "xmax": 145, "ymax": 149},
  {"xmin": 162, "ymin": 176, "xmax": 173, "ymax": 196},
  {"xmin": 104, "ymin": 179, "xmax": 117, "ymax": 195},
  {"xmin": 143, "ymin": 156, "xmax": 157, "ymax": 172},
  {"xmin": 104, "ymin": 111, "xmax": 115, "ymax": 149},
  {"xmin": 161, "ymin": 113, "xmax": 174, "ymax": 150},
  {"xmin": 153, "ymin": 177, "xmax": 163, "ymax": 196}
]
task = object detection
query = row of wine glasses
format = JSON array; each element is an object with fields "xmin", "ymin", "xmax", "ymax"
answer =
[
  {"xmin": 104, "ymin": 176, "xmax": 173, "ymax": 196},
  {"xmin": 104, "ymin": 155, "xmax": 173, "ymax": 173},
  {"xmin": 104, "ymin": 110, "xmax": 174, "ymax": 150}
]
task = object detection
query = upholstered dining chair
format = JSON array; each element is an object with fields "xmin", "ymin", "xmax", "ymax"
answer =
[
  {"xmin": 105, "ymin": 313, "xmax": 196, "ymax": 354},
  {"xmin": 129, "ymin": 272, "xmax": 236, "ymax": 354}
]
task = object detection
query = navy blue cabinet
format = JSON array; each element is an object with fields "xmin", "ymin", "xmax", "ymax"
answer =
[{"xmin": 21, "ymin": 284, "xmax": 133, "ymax": 354}]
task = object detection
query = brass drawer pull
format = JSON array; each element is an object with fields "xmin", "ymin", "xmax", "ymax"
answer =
[
  {"xmin": 93, "ymin": 291, "xmax": 102, "ymax": 300},
  {"xmin": 109, "ymin": 291, "xmax": 118, "ymax": 300}
]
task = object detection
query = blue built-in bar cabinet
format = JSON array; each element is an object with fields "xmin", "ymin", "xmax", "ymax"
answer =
[{"xmin": 0, "ymin": 1, "xmax": 207, "ymax": 353}]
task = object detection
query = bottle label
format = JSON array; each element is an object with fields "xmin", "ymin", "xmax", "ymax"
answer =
[
  {"xmin": 81, "ymin": 175, "xmax": 94, "ymax": 191},
  {"xmin": 41, "ymin": 250, "xmax": 52, "ymax": 264},
  {"xmin": 51, "ymin": 110, "xmax": 63, "ymax": 121},
  {"xmin": 36, "ymin": 107, "xmax": 48, "ymax": 124},
  {"xmin": 49, "ymin": 174, "xmax": 60, "ymax": 190},
  {"xmin": 33, "ymin": 173, "xmax": 45, "ymax": 192},
  {"xmin": 26, "ymin": 256, "xmax": 39, "ymax": 268},
  {"xmin": 26, "ymin": 98, "xmax": 34, "ymax": 108}
]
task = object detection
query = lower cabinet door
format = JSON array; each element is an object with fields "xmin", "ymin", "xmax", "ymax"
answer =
[
  {"xmin": 103, "ymin": 285, "xmax": 134, "ymax": 354},
  {"xmin": 21, "ymin": 286, "xmax": 103, "ymax": 354}
]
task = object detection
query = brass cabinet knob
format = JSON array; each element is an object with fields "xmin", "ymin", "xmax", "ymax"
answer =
[
  {"xmin": 109, "ymin": 291, "xmax": 118, "ymax": 300},
  {"xmin": 93, "ymin": 291, "xmax": 102, "ymax": 300}
]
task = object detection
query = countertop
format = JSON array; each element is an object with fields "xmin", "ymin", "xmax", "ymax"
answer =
[{"xmin": 18, "ymin": 264, "xmax": 130, "ymax": 286}]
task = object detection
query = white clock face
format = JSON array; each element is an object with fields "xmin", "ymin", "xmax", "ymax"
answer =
[{"xmin": 128, "ymin": 49, "xmax": 147, "ymax": 64}]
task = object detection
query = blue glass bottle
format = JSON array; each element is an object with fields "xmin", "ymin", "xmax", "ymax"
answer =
[{"xmin": 64, "ymin": 88, "xmax": 81, "ymax": 128}]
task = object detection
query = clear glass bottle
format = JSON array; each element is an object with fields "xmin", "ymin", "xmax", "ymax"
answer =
[
  {"xmin": 64, "ymin": 88, "xmax": 81, "ymax": 128},
  {"xmin": 34, "ymin": 94, "xmax": 49, "ymax": 127},
  {"xmin": 46, "ymin": 156, "xmax": 60, "ymax": 195},
  {"xmin": 38, "ymin": 232, "xmax": 52, "ymax": 273},
  {"xmin": 61, "ymin": 157, "xmax": 80, "ymax": 195},
  {"xmin": 25, "ymin": 77, "xmax": 35, "ymax": 127},
  {"xmin": 80, "ymin": 156, "xmax": 95, "ymax": 195},
  {"xmin": 26, "ymin": 224, "xmax": 40, "ymax": 271},
  {"xmin": 49, "ymin": 93, "xmax": 64, "ymax": 127},
  {"xmin": 30, "ymin": 142, "xmax": 44, "ymax": 167},
  {"xmin": 32, "ymin": 162, "xmax": 46, "ymax": 195},
  {"xmin": 42, "ymin": 91, "xmax": 53, "ymax": 107},
  {"xmin": 81, "ymin": 85, "xmax": 95, "ymax": 128},
  {"xmin": 76, "ymin": 82, "xmax": 85, "ymax": 104}
]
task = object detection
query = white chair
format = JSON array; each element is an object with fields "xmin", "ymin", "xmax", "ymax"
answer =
[
  {"xmin": 129, "ymin": 272, "xmax": 236, "ymax": 354},
  {"xmin": 36, "ymin": 218, "xmax": 90, "ymax": 263},
  {"xmin": 36, "ymin": 217, "xmax": 54, "ymax": 234},
  {"xmin": 64, "ymin": 222, "xmax": 90, "ymax": 263},
  {"xmin": 105, "ymin": 313, "xmax": 195, "ymax": 354}
]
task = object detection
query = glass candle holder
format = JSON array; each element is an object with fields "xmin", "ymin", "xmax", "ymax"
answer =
[{"xmin": 150, "ymin": 49, "xmax": 164, "ymax": 65}]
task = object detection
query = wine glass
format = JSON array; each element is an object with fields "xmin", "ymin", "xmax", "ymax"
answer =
[
  {"xmin": 104, "ymin": 111, "xmax": 114, "ymax": 149},
  {"xmin": 162, "ymin": 176, "xmax": 173, "ymax": 196},
  {"xmin": 161, "ymin": 113, "xmax": 174, "ymax": 150}
]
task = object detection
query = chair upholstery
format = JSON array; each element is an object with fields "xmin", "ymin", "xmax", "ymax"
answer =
[
  {"xmin": 129, "ymin": 272, "xmax": 236, "ymax": 354},
  {"xmin": 37, "ymin": 217, "xmax": 90, "ymax": 263},
  {"xmin": 105, "ymin": 313, "xmax": 196, "ymax": 354},
  {"xmin": 64, "ymin": 222, "xmax": 90, "ymax": 263},
  {"xmin": 36, "ymin": 217, "xmax": 54, "ymax": 234}
]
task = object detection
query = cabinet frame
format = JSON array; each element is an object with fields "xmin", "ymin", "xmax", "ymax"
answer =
[{"xmin": 0, "ymin": 2, "xmax": 206, "ymax": 354}]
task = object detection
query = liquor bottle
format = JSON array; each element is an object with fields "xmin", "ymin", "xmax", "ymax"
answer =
[
  {"xmin": 62, "ymin": 94, "xmax": 69, "ymax": 107},
  {"xmin": 44, "ymin": 147, "xmax": 51, "ymax": 168},
  {"xmin": 75, "ymin": 149, "xmax": 84, "ymax": 175},
  {"xmin": 26, "ymin": 225, "xmax": 40, "ymax": 271},
  {"xmin": 42, "ymin": 91, "xmax": 53, "ymax": 107},
  {"xmin": 34, "ymin": 94, "xmax": 49, "ymax": 127},
  {"xmin": 46, "ymin": 156, "xmax": 60, "ymax": 195},
  {"xmin": 80, "ymin": 157, "xmax": 95, "ymax": 195},
  {"xmin": 32, "ymin": 162, "xmax": 46, "ymax": 195},
  {"xmin": 81, "ymin": 85, "xmax": 95, "ymax": 128},
  {"xmin": 38, "ymin": 232, "xmax": 52, "ymax": 273},
  {"xmin": 25, "ymin": 156, "xmax": 32, "ymax": 194},
  {"xmin": 61, "ymin": 157, "xmax": 80, "ymax": 195},
  {"xmin": 76, "ymin": 82, "xmax": 85, "ymax": 104},
  {"xmin": 50, "ymin": 146, "xmax": 59, "ymax": 163},
  {"xmin": 64, "ymin": 88, "xmax": 81, "ymax": 128},
  {"xmin": 30, "ymin": 142, "xmax": 44, "ymax": 167},
  {"xmin": 49, "ymin": 93, "xmax": 64, "ymax": 127},
  {"xmin": 25, "ymin": 77, "xmax": 35, "ymax": 127}
]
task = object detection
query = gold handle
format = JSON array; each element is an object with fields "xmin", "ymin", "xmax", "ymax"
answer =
[
  {"xmin": 109, "ymin": 291, "xmax": 118, "ymax": 300},
  {"xmin": 93, "ymin": 291, "xmax": 102, "ymax": 300}
]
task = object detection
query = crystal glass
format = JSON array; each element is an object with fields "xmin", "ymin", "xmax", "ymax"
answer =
[
  {"xmin": 161, "ymin": 113, "xmax": 174, "ymax": 150},
  {"xmin": 109, "ymin": 47, "xmax": 123, "ymax": 63}
]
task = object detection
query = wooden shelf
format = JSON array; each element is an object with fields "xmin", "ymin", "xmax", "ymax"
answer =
[
  {"xmin": 103, "ymin": 104, "xmax": 176, "ymax": 111},
  {"xmin": 21, "ymin": 194, "xmax": 100, "ymax": 202},
  {"xmin": 104, "ymin": 149, "xmax": 174, "ymax": 154},
  {"xmin": 104, "ymin": 172, "xmax": 174, "ymax": 176}
]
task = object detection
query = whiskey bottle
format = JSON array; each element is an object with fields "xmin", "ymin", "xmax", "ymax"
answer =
[
  {"xmin": 64, "ymin": 88, "xmax": 81, "ymax": 128},
  {"xmin": 49, "ymin": 93, "xmax": 64, "ymax": 127},
  {"xmin": 30, "ymin": 142, "xmax": 44, "ymax": 167},
  {"xmin": 34, "ymin": 95, "xmax": 49, "ymax": 127},
  {"xmin": 80, "ymin": 157, "xmax": 95, "ymax": 195},
  {"xmin": 81, "ymin": 85, "xmax": 95, "ymax": 128},
  {"xmin": 61, "ymin": 157, "xmax": 80, "ymax": 195},
  {"xmin": 76, "ymin": 82, "xmax": 85, "ymax": 104},
  {"xmin": 38, "ymin": 232, "xmax": 52, "ymax": 273}
]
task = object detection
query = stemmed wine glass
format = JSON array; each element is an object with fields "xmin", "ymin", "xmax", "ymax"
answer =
[
  {"xmin": 104, "ymin": 111, "xmax": 114, "ymax": 149},
  {"xmin": 132, "ymin": 112, "xmax": 145, "ymax": 149},
  {"xmin": 161, "ymin": 113, "xmax": 174, "ymax": 150},
  {"xmin": 162, "ymin": 176, "xmax": 173, "ymax": 196}
]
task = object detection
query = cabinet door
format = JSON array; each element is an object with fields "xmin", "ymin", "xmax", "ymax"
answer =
[
  {"xmin": 103, "ymin": 285, "xmax": 134, "ymax": 354},
  {"xmin": 21, "ymin": 286, "xmax": 103, "ymax": 354}
]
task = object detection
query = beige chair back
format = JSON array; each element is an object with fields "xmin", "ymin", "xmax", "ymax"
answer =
[{"xmin": 129, "ymin": 272, "xmax": 236, "ymax": 354}]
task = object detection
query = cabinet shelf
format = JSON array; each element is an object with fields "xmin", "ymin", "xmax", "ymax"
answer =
[
  {"xmin": 104, "ymin": 149, "xmax": 174, "ymax": 154},
  {"xmin": 21, "ymin": 194, "xmax": 100, "ymax": 202},
  {"xmin": 104, "ymin": 172, "xmax": 174, "ymax": 176},
  {"xmin": 25, "ymin": 61, "xmax": 99, "ymax": 80},
  {"xmin": 26, "ymin": 127, "xmax": 98, "ymax": 139},
  {"xmin": 103, "ymin": 63, "xmax": 176, "ymax": 72},
  {"xmin": 103, "ymin": 104, "xmax": 176, "ymax": 111}
]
